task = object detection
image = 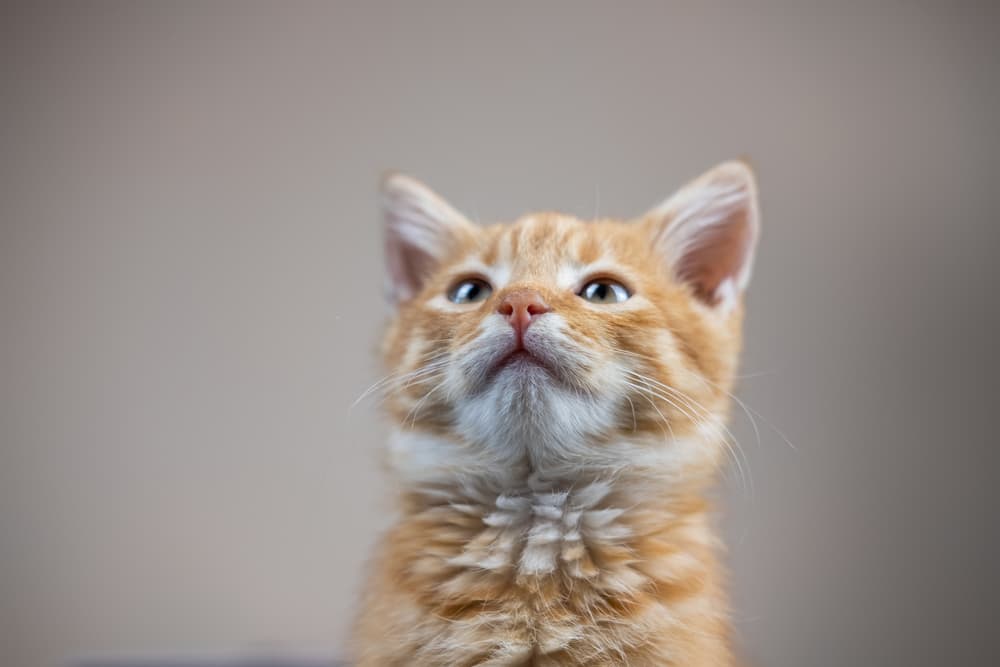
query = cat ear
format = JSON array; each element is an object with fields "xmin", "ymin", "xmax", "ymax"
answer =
[
  {"xmin": 381, "ymin": 173, "xmax": 474, "ymax": 303},
  {"xmin": 643, "ymin": 160, "xmax": 760, "ymax": 310}
]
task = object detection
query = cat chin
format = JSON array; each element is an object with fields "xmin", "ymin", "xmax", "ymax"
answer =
[{"xmin": 463, "ymin": 370, "xmax": 601, "ymax": 429}]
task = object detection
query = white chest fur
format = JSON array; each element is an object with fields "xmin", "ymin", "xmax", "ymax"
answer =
[{"xmin": 442, "ymin": 479, "xmax": 635, "ymax": 580}]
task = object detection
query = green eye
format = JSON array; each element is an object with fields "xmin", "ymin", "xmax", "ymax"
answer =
[
  {"xmin": 448, "ymin": 278, "xmax": 493, "ymax": 304},
  {"xmin": 579, "ymin": 279, "xmax": 630, "ymax": 304}
]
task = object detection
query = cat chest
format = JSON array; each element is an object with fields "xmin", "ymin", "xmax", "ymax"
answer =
[
  {"xmin": 443, "ymin": 483, "xmax": 633, "ymax": 578},
  {"xmin": 394, "ymin": 486, "xmax": 716, "ymax": 663}
]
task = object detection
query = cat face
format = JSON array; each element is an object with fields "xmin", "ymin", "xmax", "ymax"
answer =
[{"xmin": 378, "ymin": 162, "xmax": 759, "ymax": 484}]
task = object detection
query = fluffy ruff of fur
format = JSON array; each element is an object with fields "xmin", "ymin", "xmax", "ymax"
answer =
[
  {"xmin": 352, "ymin": 161, "xmax": 759, "ymax": 666},
  {"xmin": 354, "ymin": 469, "xmax": 732, "ymax": 666}
]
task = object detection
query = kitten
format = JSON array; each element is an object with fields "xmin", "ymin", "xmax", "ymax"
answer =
[{"xmin": 352, "ymin": 161, "xmax": 760, "ymax": 666}]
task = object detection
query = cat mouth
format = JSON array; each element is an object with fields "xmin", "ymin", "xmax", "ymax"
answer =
[{"xmin": 490, "ymin": 348, "xmax": 553, "ymax": 377}]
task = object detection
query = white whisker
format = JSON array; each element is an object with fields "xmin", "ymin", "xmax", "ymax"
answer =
[
  {"xmin": 624, "ymin": 369, "xmax": 752, "ymax": 496},
  {"xmin": 349, "ymin": 354, "xmax": 450, "ymax": 411}
]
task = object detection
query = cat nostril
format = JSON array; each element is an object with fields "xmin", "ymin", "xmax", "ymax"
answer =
[
  {"xmin": 526, "ymin": 303, "xmax": 547, "ymax": 316},
  {"xmin": 498, "ymin": 290, "xmax": 550, "ymax": 333}
]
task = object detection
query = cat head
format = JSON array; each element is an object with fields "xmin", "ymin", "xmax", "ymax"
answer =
[{"xmin": 378, "ymin": 162, "xmax": 759, "ymax": 486}]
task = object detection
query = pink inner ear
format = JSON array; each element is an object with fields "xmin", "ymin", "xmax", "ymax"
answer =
[
  {"xmin": 675, "ymin": 206, "xmax": 754, "ymax": 306},
  {"xmin": 384, "ymin": 230, "xmax": 435, "ymax": 303},
  {"xmin": 381, "ymin": 174, "xmax": 472, "ymax": 304},
  {"xmin": 385, "ymin": 234, "xmax": 414, "ymax": 302}
]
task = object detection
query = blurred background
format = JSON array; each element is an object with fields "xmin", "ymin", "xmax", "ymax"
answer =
[{"xmin": 2, "ymin": 2, "xmax": 998, "ymax": 666}]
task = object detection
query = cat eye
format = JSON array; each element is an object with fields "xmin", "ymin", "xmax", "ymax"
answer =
[
  {"xmin": 447, "ymin": 278, "xmax": 493, "ymax": 304},
  {"xmin": 579, "ymin": 279, "xmax": 630, "ymax": 304}
]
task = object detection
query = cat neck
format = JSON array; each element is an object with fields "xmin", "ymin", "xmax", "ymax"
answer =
[
  {"xmin": 386, "ymin": 427, "xmax": 721, "ymax": 508},
  {"xmin": 385, "ymin": 430, "xmax": 721, "ymax": 587}
]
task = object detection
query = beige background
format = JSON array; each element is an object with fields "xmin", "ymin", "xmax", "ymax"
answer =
[{"xmin": 2, "ymin": 2, "xmax": 998, "ymax": 666}]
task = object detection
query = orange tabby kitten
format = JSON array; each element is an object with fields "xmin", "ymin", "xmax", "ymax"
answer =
[{"xmin": 352, "ymin": 161, "xmax": 760, "ymax": 666}]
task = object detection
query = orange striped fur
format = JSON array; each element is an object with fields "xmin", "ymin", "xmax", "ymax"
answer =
[{"xmin": 352, "ymin": 161, "xmax": 760, "ymax": 665}]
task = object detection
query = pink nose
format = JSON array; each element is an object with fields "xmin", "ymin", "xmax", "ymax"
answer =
[{"xmin": 498, "ymin": 289, "xmax": 550, "ymax": 342}]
